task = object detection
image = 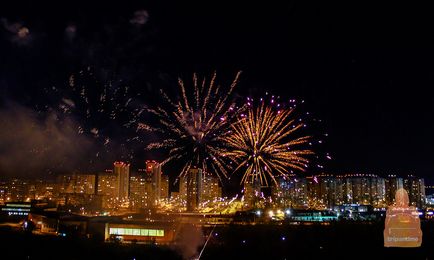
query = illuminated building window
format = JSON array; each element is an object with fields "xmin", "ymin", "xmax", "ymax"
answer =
[{"xmin": 109, "ymin": 228, "xmax": 164, "ymax": 237}]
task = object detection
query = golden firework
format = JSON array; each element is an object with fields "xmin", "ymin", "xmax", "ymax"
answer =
[{"xmin": 220, "ymin": 99, "xmax": 313, "ymax": 186}]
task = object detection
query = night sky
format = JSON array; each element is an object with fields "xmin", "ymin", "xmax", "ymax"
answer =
[{"xmin": 1, "ymin": 1, "xmax": 434, "ymax": 182}]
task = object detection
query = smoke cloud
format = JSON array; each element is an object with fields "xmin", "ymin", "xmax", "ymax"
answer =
[
  {"xmin": 130, "ymin": 10, "xmax": 149, "ymax": 26},
  {"xmin": 1, "ymin": 17, "xmax": 32, "ymax": 46},
  {"xmin": 172, "ymin": 224, "xmax": 204, "ymax": 260},
  {"xmin": 0, "ymin": 103, "xmax": 94, "ymax": 178}
]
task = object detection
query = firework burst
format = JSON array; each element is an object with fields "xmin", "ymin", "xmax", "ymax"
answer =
[
  {"xmin": 220, "ymin": 97, "xmax": 313, "ymax": 186},
  {"xmin": 42, "ymin": 67, "xmax": 144, "ymax": 165},
  {"xmin": 144, "ymin": 72, "xmax": 242, "ymax": 180}
]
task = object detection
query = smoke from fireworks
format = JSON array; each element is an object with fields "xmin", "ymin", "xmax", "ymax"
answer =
[
  {"xmin": 143, "ymin": 72, "xmax": 242, "ymax": 180},
  {"xmin": 219, "ymin": 96, "xmax": 313, "ymax": 186}
]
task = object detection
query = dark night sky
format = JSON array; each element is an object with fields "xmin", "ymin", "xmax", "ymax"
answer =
[{"xmin": 1, "ymin": 1, "xmax": 434, "ymax": 182}]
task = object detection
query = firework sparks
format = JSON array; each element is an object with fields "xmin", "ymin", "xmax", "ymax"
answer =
[
  {"xmin": 43, "ymin": 67, "xmax": 145, "ymax": 164},
  {"xmin": 144, "ymin": 72, "xmax": 242, "ymax": 180},
  {"xmin": 219, "ymin": 97, "xmax": 313, "ymax": 186}
]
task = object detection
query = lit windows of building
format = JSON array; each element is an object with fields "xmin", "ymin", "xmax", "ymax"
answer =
[
  {"xmin": 58, "ymin": 174, "xmax": 96, "ymax": 195},
  {"xmin": 109, "ymin": 228, "xmax": 164, "ymax": 237},
  {"xmin": 335, "ymin": 174, "xmax": 386, "ymax": 207},
  {"xmin": 129, "ymin": 174, "xmax": 150, "ymax": 210},
  {"xmin": 145, "ymin": 160, "xmax": 162, "ymax": 206},
  {"xmin": 243, "ymin": 179, "xmax": 262, "ymax": 209},
  {"xmin": 404, "ymin": 175, "xmax": 426, "ymax": 209},
  {"xmin": 201, "ymin": 173, "xmax": 221, "ymax": 203},
  {"xmin": 385, "ymin": 175, "xmax": 404, "ymax": 205},
  {"xmin": 160, "ymin": 174, "xmax": 169, "ymax": 202},
  {"xmin": 147, "ymin": 160, "xmax": 161, "ymax": 201},
  {"xmin": 105, "ymin": 223, "xmax": 175, "ymax": 244},
  {"xmin": 0, "ymin": 202, "xmax": 32, "ymax": 218},
  {"xmin": 7, "ymin": 179, "xmax": 29, "ymax": 201},
  {"xmin": 97, "ymin": 171, "xmax": 118, "ymax": 209}
]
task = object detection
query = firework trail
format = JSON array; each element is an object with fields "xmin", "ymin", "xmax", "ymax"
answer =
[
  {"xmin": 219, "ymin": 96, "xmax": 313, "ymax": 186},
  {"xmin": 143, "ymin": 72, "xmax": 242, "ymax": 181}
]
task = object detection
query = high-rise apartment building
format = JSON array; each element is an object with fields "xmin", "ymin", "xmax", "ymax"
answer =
[
  {"xmin": 201, "ymin": 173, "xmax": 222, "ymax": 203},
  {"xmin": 160, "ymin": 174, "xmax": 169, "ymax": 201},
  {"xmin": 385, "ymin": 175, "xmax": 404, "ymax": 205},
  {"xmin": 145, "ymin": 160, "xmax": 161, "ymax": 205},
  {"xmin": 129, "ymin": 174, "xmax": 149, "ymax": 210},
  {"xmin": 97, "ymin": 170, "xmax": 118, "ymax": 209},
  {"xmin": 114, "ymin": 162, "xmax": 130, "ymax": 200},
  {"xmin": 186, "ymin": 167, "xmax": 202, "ymax": 212},
  {"xmin": 404, "ymin": 175, "xmax": 425, "ymax": 209}
]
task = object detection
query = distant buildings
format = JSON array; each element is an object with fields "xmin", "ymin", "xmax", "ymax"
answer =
[
  {"xmin": 5, "ymin": 179, "xmax": 29, "ymax": 202},
  {"xmin": 113, "ymin": 162, "xmax": 130, "ymax": 200},
  {"xmin": 58, "ymin": 174, "xmax": 96, "ymax": 195},
  {"xmin": 170, "ymin": 167, "xmax": 222, "ymax": 212},
  {"xmin": 202, "ymin": 173, "xmax": 222, "ymax": 203},
  {"xmin": 385, "ymin": 175, "xmax": 403, "ymax": 206},
  {"xmin": 33, "ymin": 160, "xmax": 169, "ymax": 211},
  {"xmin": 178, "ymin": 175, "xmax": 188, "ymax": 202},
  {"xmin": 0, "ymin": 181, "xmax": 7, "ymax": 204},
  {"xmin": 130, "ymin": 160, "xmax": 169, "ymax": 210},
  {"xmin": 160, "ymin": 174, "xmax": 169, "ymax": 202},
  {"xmin": 97, "ymin": 171, "xmax": 117, "ymax": 196},
  {"xmin": 186, "ymin": 167, "xmax": 202, "ymax": 212},
  {"xmin": 384, "ymin": 175, "xmax": 425, "ymax": 209},
  {"xmin": 145, "ymin": 160, "xmax": 162, "ymax": 206},
  {"xmin": 404, "ymin": 175, "xmax": 426, "ymax": 209},
  {"xmin": 334, "ymin": 174, "xmax": 386, "ymax": 207},
  {"xmin": 272, "ymin": 173, "xmax": 425, "ymax": 210},
  {"xmin": 55, "ymin": 173, "xmax": 99, "ymax": 208},
  {"xmin": 28, "ymin": 180, "xmax": 56, "ymax": 201},
  {"xmin": 244, "ymin": 180, "xmax": 262, "ymax": 209},
  {"xmin": 272, "ymin": 176, "xmax": 308, "ymax": 209},
  {"xmin": 0, "ymin": 179, "xmax": 58, "ymax": 204},
  {"xmin": 307, "ymin": 174, "xmax": 336, "ymax": 209},
  {"xmin": 426, "ymin": 185, "xmax": 434, "ymax": 207},
  {"xmin": 0, "ymin": 166, "xmax": 427, "ymax": 214},
  {"xmin": 97, "ymin": 170, "xmax": 118, "ymax": 209},
  {"xmin": 129, "ymin": 174, "xmax": 150, "ymax": 210}
]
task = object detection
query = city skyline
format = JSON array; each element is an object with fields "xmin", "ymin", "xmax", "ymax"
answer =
[{"xmin": 0, "ymin": 160, "xmax": 428, "ymax": 208}]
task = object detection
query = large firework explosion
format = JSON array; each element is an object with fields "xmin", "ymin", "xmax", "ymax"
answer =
[
  {"xmin": 143, "ymin": 72, "xmax": 242, "ymax": 181},
  {"xmin": 219, "ymin": 96, "xmax": 313, "ymax": 186}
]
